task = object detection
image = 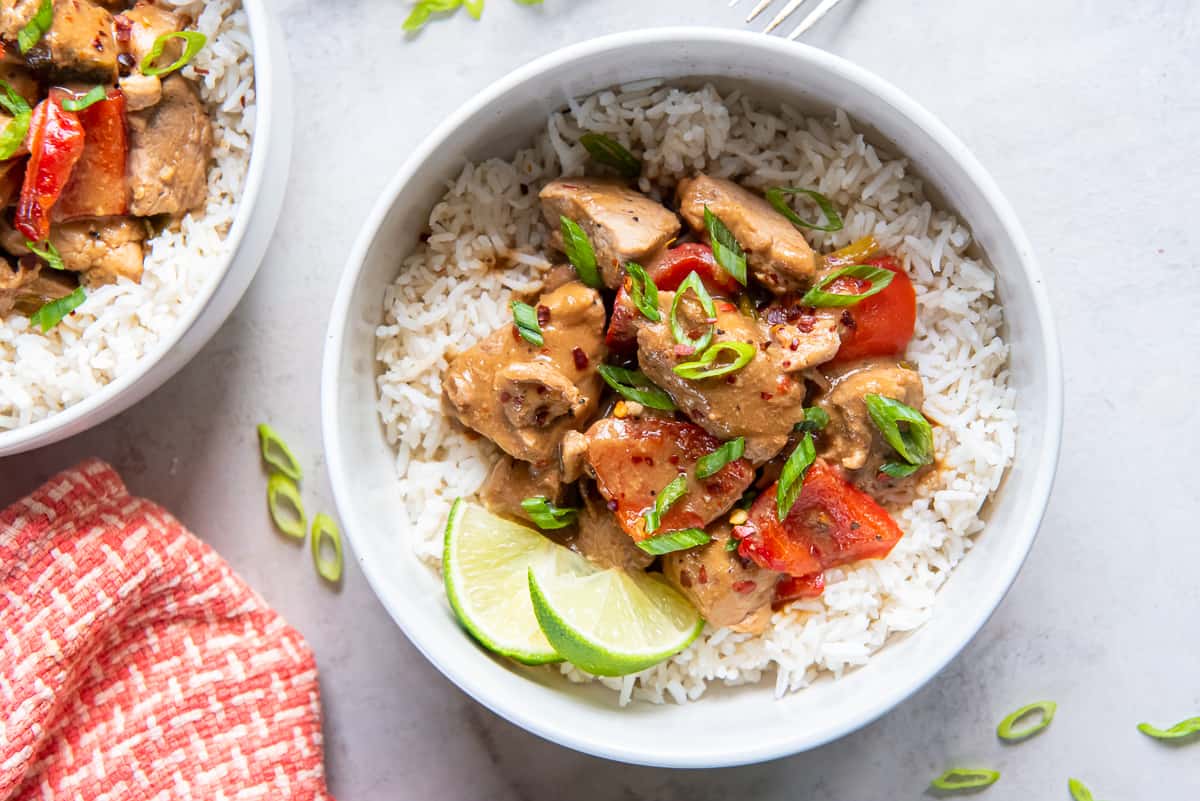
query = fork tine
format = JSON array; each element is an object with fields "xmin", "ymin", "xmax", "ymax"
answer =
[
  {"xmin": 743, "ymin": 0, "xmax": 776, "ymax": 22},
  {"xmin": 764, "ymin": 0, "xmax": 810, "ymax": 33},
  {"xmin": 786, "ymin": 0, "xmax": 845, "ymax": 39}
]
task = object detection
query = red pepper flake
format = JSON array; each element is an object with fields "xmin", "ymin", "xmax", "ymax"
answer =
[
  {"xmin": 114, "ymin": 15, "xmax": 132, "ymax": 41},
  {"xmin": 697, "ymin": 565, "xmax": 709, "ymax": 584},
  {"xmin": 536, "ymin": 304, "xmax": 550, "ymax": 326},
  {"xmin": 731, "ymin": 523, "xmax": 756, "ymax": 540},
  {"xmin": 499, "ymin": 391, "xmax": 512, "ymax": 403},
  {"xmin": 572, "ymin": 346, "xmax": 588, "ymax": 370},
  {"xmin": 668, "ymin": 455, "xmax": 680, "ymax": 466},
  {"xmin": 673, "ymin": 344, "xmax": 696, "ymax": 357},
  {"xmin": 760, "ymin": 392, "xmax": 773, "ymax": 401},
  {"xmin": 841, "ymin": 310, "xmax": 856, "ymax": 328},
  {"xmin": 679, "ymin": 570, "xmax": 693, "ymax": 588},
  {"xmin": 733, "ymin": 580, "xmax": 757, "ymax": 594}
]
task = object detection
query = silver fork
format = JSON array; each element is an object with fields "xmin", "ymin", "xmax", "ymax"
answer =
[{"xmin": 731, "ymin": 0, "xmax": 848, "ymax": 40}]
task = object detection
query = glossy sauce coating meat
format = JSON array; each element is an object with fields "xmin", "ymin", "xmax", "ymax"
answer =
[{"xmin": 662, "ymin": 522, "xmax": 780, "ymax": 632}]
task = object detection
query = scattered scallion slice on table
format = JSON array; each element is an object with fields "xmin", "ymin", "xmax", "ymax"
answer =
[
  {"xmin": 996, "ymin": 700, "xmax": 1057, "ymax": 742},
  {"xmin": 1137, "ymin": 716, "xmax": 1200, "ymax": 740},
  {"xmin": 30, "ymin": 287, "xmax": 85, "ymax": 332},
  {"xmin": 310, "ymin": 513, "xmax": 344, "ymax": 583},
  {"xmin": 17, "ymin": 0, "xmax": 53, "ymax": 54},
  {"xmin": 673, "ymin": 341, "xmax": 756, "ymax": 380},
  {"xmin": 637, "ymin": 528, "xmax": 710, "ymax": 555},
  {"xmin": 1068, "ymin": 778, "xmax": 1094, "ymax": 801},
  {"xmin": 511, "ymin": 300, "xmax": 543, "ymax": 346},
  {"xmin": 801, "ymin": 263, "xmax": 894, "ymax": 307},
  {"xmin": 625, "ymin": 262, "xmax": 660, "ymax": 321},
  {"xmin": 669, "ymin": 270, "xmax": 717, "ymax": 352},
  {"xmin": 26, "ymin": 240, "xmax": 64, "ymax": 271},
  {"xmin": 61, "ymin": 85, "xmax": 106, "ymax": 112},
  {"xmin": 794, "ymin": 406, "xmax": 829, "ymax": 434},
  {"xmin": 703, "ymin": 206, "xmax": 747, "ymax": 285},
  {"xmin": 520, "ymin": 496, "xmax": 578, "ymax": 530},
  {"xmin": 266, "ymin": 474, "xmax": 306, "ymax": 540},
  {"xmin": 864, "ymin": 393, "xmax": 934, "ymax": 470},
  {"xmin": 643, "ymin": 474, "xmax": 688, "ymax": 534},
  {"xmin": 776, "ymin": 433, "xmax": 816, "ymax": 521},
  {"xmin": 596, "ymin": 364, "xmax": 676, "ymax": 411},
  {"xmin": 140, "ymin": 31, "xmax": 207, "ymax": 77},
  {"xmin": 695, "ymin": 437, "xmax": 745, "ymax": 479},
  {"xmin": 579, "ymin": 132, "xmax": 640, "ymax": 177},
  {"xmin": 257, "ymin": 423, "xmax": 303, "ymax": 481},
  {"xmin": 559, "ymin": 216, "xmax": 603, "ymax": 288},
  {"xmin": 0, "ymin": 80, "xmax": 32, "ymax": 161},
  {"xmin": 765, "ymin": 186, "xmax": 844, "ymax": 231},
  {"xmin": 929, "ymin": 768, "xmax": 1000, "ymax": 792}
]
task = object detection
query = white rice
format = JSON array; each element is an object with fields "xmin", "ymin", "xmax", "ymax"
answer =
[
  {"xmin": 0, "ymin": 0, "xmax": 254, "ymax": 431},
  {"xmin": 375, "ymin": 82, "xmax": 1016, "ymax": 704}
]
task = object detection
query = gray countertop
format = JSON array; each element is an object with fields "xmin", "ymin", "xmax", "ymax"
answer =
[{"xmin": 3, "ymin": 0, "xmax": 1198, "ymax": 797}]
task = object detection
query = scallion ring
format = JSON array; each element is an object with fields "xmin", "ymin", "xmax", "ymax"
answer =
[
  {"xmin": 669, "ymin": 271, "xmax": 717, "ymax": 352},
  {"xmin": 637, "ymin": 528, "xmax": 710, "ymax": 555},
  {"xmin": 776, "ymin": 433, "xmax": 815, "ymax": 521},
  {"xmin": 1068, "ymin": 778, "xmax": 1094, "ymax": 801},
  {"xmin": 695, "ymin": 436, "xmax": 745, "ymax": 479},
  {"xmin": 864, "ymin": 393, "xmax": 934, "ymax": 468},
  {"xmin": 30, "ymin": 287, "xmax": 85, "ymax": 332},
  {"xmin": 140, "ymin": 31, "xmax": 208, "ymax": 77},
  {"xmin": 257, "ymin": 423, "xmax": 303, "ymax": 481},
  {"xmin": 579, "ymin": 132, "xmax": 640, "ymax": 178},
  {"xmin": 26, "ymin": 240, "xmax": 64, "ymax": 271},
  {"xmin": 596, "ymin": 364, "xmax": 676, "ymax": 411},
  {"xmin": 625, "ymin": 262, "xmax": 660, "ymax": 322},
  {"xmin": 703, "ymin": 206, "xmax": 747, "ymax": 285},
  {"xmin": 929, "ymin": 768, "xmax": 1000, "ymax": 792},
  {"xmin": 17, "ymin": 0, "xmax": 52, "ymax": 54},
  {"xmin": 267, "ymin": 474, "xmax": 306, "ymax": 540},
  {"xmin": 0, "ymin": 80, "xmax": 32, "ymax": 161},
  {"xmin": 673, "ymin": 341, "xmax": 756, "ymax": 380},
  {"xmin": 801, "ymin": 264, "xmax": 894, "ymax": 307},
  {"xmin": 765, "ymin": 186, "xmax": 844, "ymax": 232},
  {"xmin": 1137, "ymin": 716, "xmax": 1200, "ymax": 740},
  {"xmin": 559, "ymin": 216, "xmax": 603, "ymax": 288},
  {"xmin": 61, "ymin": 85, "xmax": 107, "ymax": 112},
  {"xmin": 511, "ymin": 300, "xmax": 543, "ymax": 346},
  {"xmin": 996, "ymin": 700, "xmax": 1056, "ymax": 742},
  {"xmin": 311, "ymin": 512, "xmax": 344, "ymax": 583},
  {"xmin": 520, "ymin": 496, "xmax": 578, "ymax": 530},
  {"xmin": 644, "ymin": 474, "xmax": 688, "ymax": 534},
  {"xmin": 879, "ymin": 461, "xmax": 921, "ymax": 479},
  {"xmin": 793, "ymin": 406, "xmax": 829, "ymax": 435}
]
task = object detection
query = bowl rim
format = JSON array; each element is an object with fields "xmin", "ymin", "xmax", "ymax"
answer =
[
  {"xmin": 0, "ymin": 0, "xmax": 279, "ymax": 454},
  {"xmin": 321, "ymin": 27, "xmax": 1064, "ymax": 767}
]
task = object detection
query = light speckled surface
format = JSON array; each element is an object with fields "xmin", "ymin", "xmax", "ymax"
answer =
[{"xmin": 2, "ymin": 0, "xmax": 1198, "ymax": 796}]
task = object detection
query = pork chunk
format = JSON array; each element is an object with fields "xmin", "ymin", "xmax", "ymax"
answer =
[
  {"xmin": 5, "ymin": 0, "xmax": 119, "ymax": 84},
  {"xmin": 127, "ymin": 75, "xmax": 212, "ymax": 217},
  {"xmin": 677, "ymin": 175, "xmax": 817, "ymax": 295},
  {"xmin": 573, "ymin": 482, "xmax": 653, "ymax": 572},
  {"xmin": 478, "ymin": 455, "xmax": 565, "ymax": 525},
  {"xmin": 0, "ymin": 256, "xmax": 75, "ymax": 316},
  {"xmin": 761, "ymin": 296, "xmax": 843, "ymax": 373},
  {"xmin": 539, "ymin": 177, "xmax": 680, "ymax": 289},
  {"xmin": 662, "ymin": 522, "xmax": 781, "ymax": 632},
  {"xmin": 53, "ymin": 217, "xmax": 148, "ymax": 286}
]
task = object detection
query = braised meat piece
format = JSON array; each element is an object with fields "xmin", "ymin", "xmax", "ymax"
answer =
[
  {"xmin": 4, "ymin": 0, "xmax": 120, "ymax": 84},
  {"xmin": 761, "ymin": 297, "xmax": 843, "ymax": 373},
  {"xmin": 478, "ymin": 455, "xmax": 566, "ymax": 525},
  {"xmin": 0, "ymin": 257, "xmax": 74, "ymax": 316},
  {"xmin": 54, "ymin": 217, "xmax": 148, "ymax": 286},
  {"xmin": 443, "ymin": 281, "xmax": 607, "ymax": 465},
  {"xmin": 115, "ymin": 2, "xmax": 184, "ymax": 111},
  {"xmin": 572, "ymin": 482, "xmax": 653, "ymax": 572},
  {"xmin": 126, "ymin": 75, "xmax": 212, "ymax": 217},
  {"xmin": 662, "ymin": 522, "xmax": 780, "ymax": 632},
  {"xmin": 676, "ymin": 174, "xmax": 817, "ymax": 294},
  {"xmin": 539, "ymin": 177, "xmax": 680, "ymax": 289}
]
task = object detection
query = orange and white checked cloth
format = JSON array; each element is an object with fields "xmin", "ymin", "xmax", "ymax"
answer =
[{"xmin": 0, "ymin": 460, "xmax": 333, "ymax": 801}]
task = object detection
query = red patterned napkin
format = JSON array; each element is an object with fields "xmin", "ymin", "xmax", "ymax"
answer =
[{"xmin": 0, "ymin": 460, "xmax": 333, "ymax": 801}]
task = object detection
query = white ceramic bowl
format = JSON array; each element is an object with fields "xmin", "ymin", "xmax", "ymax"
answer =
[
  {"xmin": 322, "ymin": 28, "xmax": 1062, "ymax": 768},
  {"xmin": 0, "ymin": 0, "xmax": 292, "ymax": 457}
]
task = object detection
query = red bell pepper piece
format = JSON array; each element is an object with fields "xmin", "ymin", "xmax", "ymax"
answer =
[
  {"xmin": 14, "ymin": 92, "xmax": 86, "ymax": 242},
  {"xmin": 773, "ymin": 572, "xmax": 825, "ymax": 606},
  {"xmin": 830, "ymin": 256, "xmax": 917, "ymax": 364},
  {"xmin": 55, "ymin": 88, "xmax": 127, "ymax": 221}
]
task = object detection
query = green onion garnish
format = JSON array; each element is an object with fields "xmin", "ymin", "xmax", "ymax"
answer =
[
  {"xmin": 776, "ymin": 433, "xmax": 815, "ymax": 521},
  {"xmin": 267, "ymin": 474, "xmax": 306, "ymax": 540},
  {"xmin": 879, "ymin": 462, "xmax": 921, "ymax": 478},
  {"xmin": 673, "ymin": 341, "xmax": 756, "ymax": 380},
  {"xmin": 695, "ymin": 436, "xmax": 745, "ymax": 479},
  {"xmin": 703, "ymin": 207, "xmax": 747, "ymax": 286},
  {"xmin": 511, "ymin": 300, "xmax": 543, "ymax": 346},
  {"xmin": 559, "ymin": 216, "xmax": 603, "ymax": 289},
  {"xmin": 61, "ymin": 85, "xmax": 107, "ymax": 112},
  {"xmin": 669, "ymin": 271, "xmax": 717, "ymax": 352},
  {"xmin": 724, "ymin": 536, "xmax": 740, "ymax": 552},
  {"xmin": 864, "ymin": 394, "xmax": 933, "ymax": 469},
  {"xmin": 794, "ymin": 406, "xmax": 829, "ymax": 435},
  {"xmin": 929, "ymin": 768, "xmax": 1000, "ymax": 792},
  {"xmin": 801, "ymin": 264, "xmax": 894, "ymax": 307},
  {"xmin": 17, "ymin": 0, "xmax": 52, "ymax": 54},
  {"xmin": 0, "ymin": 80, "xmax": 32, "ymax": 161},
  {"xmin": 30, "ymin": 287, "xmax": 85, "ymax": 332},
  {"xmin": 26, "ymin": 240, "xmax": 64, "ymax": 271},
  {"xmin": 520, "ymin": 496, "xmax": 578, "ymax": 530},
  {"xmin": 1068, "ymin": 778, "xmax": 1094, "ymax": 801},
  {"xmin": 644, "ymin": 474, "xmax": 688, "ymax": 534},
  {"xmin": 637, "ymin": 527, "xmax": 710, "ymax": 555},
  {"xmin": 579, "ymin": 132, "xmax": 640, "ymax": 178},
  {"xmin": 996, "ymin": 700, "xmax": 1056, "ymax": 742},
  {"xmin": 765, "ymin": 187, "xmax": 844, "ymax": 232},
  {"xmin": 465, "ymin": 0, "xmax": 484, "ymax": 19},
  {"xmin": 140, "ymin": 31, "xmax": 208, "ymax": 77},
  {"xmin": 1137, "ymin": 716, "xmax": 1200, "ymax": 740},
  {"xmin": 257, "ymin": 423, "xmax": 303, "ymax": 481},
  {"xmin": 596, "ymin": 364, "xmax": 676, "ymax": 411},
  {"xmin": 310, "ymin": 512, "xmax": 344, "ymax": 583},
  {"xmin": 625, "ymin": 262, "xmax": 660, "ymax": 322}
]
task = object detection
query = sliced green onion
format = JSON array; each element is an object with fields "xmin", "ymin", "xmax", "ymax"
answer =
[
  {"xmin": 880, "ymin": 461, "xmax": 921, "ymax": 478},
  {"xmin": 267, "ymin": 474, "xmax": 306, "ymax": 540},
  {"xmin": 579, "ymin": 132, "xmax": 640, "ymax": 178},
  {"xmin": 559, "ymin": 216, "xmax": 602, "ymax": 288},
  {"xmin": 765, "ymin": 187, "xmax": 844, "ymax": 232},
  {"xmin": 801, "ymin": 264, "xmax": 894, "ymax": 307},
  {"xmin": 794, "ymin": 406, "xmax": 830, "ymax": 435},
  {"xmin": 637, "ymin": 528, "xmax": 710, "ymax": 555},
  {"xmin": 0, "ymin": 80, "xmax": 32, "ymax": 161},
  {"xmin": 644, "ymin": 474, "xmax": 688, "ymax": 534},
  {"xmin": 61, "ymin": 85, "xmax": 106, "ymax": 112},
  {"xmin": 257, "ymin": 423, "xmax": 303, "ymax": 481},
  {"xmin": 695, "ymin": 437, "xmax": 745, "ymax": 479},
  {"xmin": 26, "ymin": 240, "xmax": 64, "ymax": 271},
  {"xmin": 520, "ymin": 496, "xmax": 578, "ymax": 530},
  {"xmin": 669, "ymin": 271, "xmax": 717, "ymax": 352},
  {"xmin": 311, "ymin": 512, "xmax": 344, "ymax": 583},
  {"xmin": 596, "ymin": 364, "xmax": 676, "ymax": 411},
  {"xmin": 140, "ymin": 31, "xmax": 208, "ymax": 77},
  {"xmin": 736, "ymin": 487, "xmax": 759, "ymax": 510},
  {"xmin": 511, "ymin": 300, "xmax": 543, "ymax": 346},
  {"xmin": 625, "ymin": 262, "xmax": 660, "ymax": 322},
  {"xmin": 724, "ymin": 536, "xmax": 740, "ymax": 552},
  {"xmin": 864, "ymin": 394, "xmax": 934, "ymax": 467},
  {"xmin": 673, "ymin": 341, "xmax": 756, "ymax": 380},
  {"xmin": 776, "ymin": 433, "xmax": 815, "ymax": 521},
  {"xmin": 464, "ymin": 0, "xmax": 485, "ymax": 19},
  {"xmin": 1137, "ymin": 716, "xmax": 1200, "ymax": 740},
  {"xmin": 1068, "ymin": 778, "xmax": 1094, "ymax": 801},
  {"xmin": 30, "ymin": 287, "xmax": 85, "ymax": 332},
  {"xmin": 704, "ymin": 206, "xmax": 747, "ymax": 285},
  {"xmin": 737, "ymin": 293, "xmax": 757, "ymax": 320},
  {"xmin": 996, "ymin": 700, "xmax": 1056, "ymax": 742},
  {"xmin": 17, "ymin": 0, "xmax": 53, "ymax": 54},
  {"xmin": 929, "ymin": 768, "xmax": 1000, "ymax": 791}
]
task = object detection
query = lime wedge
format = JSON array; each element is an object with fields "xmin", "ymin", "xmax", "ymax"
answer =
[
  {"xmin": 528, "ymin": 546, "xmax": 704, "ymax": 677},
  {"xmin": 442, "ymin": 499, "xmax": 560, "ymax": 665}
]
